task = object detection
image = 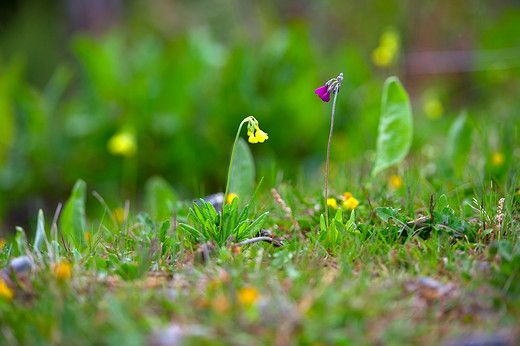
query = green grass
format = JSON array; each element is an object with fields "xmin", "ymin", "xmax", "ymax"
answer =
[{"xmin": 0, "ymin": 166, "xmax": 519, "ymax": 345}]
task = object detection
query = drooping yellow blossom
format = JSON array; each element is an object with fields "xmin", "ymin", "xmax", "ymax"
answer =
[
  {"xmin": 492, "ymin": 152, "xmax": 505, "ymax": 167},
  {"xmin": 423, "ymin": 98, "xmax": 444, "ymax": 120},
  {"xmin": 326, "ymin": 198, "xmax": 338, "ymax": 209},
  {"xmin": 226, "ymin": 193, "xmax": 239, "ymax": 205},
  {"xmin": 246, "ymin": 118, "xmax": 268, "ymax": 144},
  {"xmin": 54, "ymin": 262, "xmax": 72, "ymax": 281},
  {"xmin": 0, "ymin": 279, "xmax": 13, "ymax": 300},
  {"xmin": 342, "ymin": 196, "xmax": 359, "ymax": 210},
  {"xmin": 107, "ymin": 131, "xmax": 137, "ymax": 157},
  {"xmin": 238, "ymin": 287, "xmax": 260, "ymax": 306},
  {"xmin": 389, "ymin": 175, "xmax": 404, "ymax": 189}
]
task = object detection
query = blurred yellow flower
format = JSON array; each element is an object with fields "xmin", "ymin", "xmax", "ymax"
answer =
[
  {"xmin": 238, "ymin": 287, "xmax": 259, "ymax": 306},
  {"xmin": 492, "ymin": 152, "xmax": 505, "ymax": 166},
  {"xmin": 342, "ymin": 196, "xmax": 359, "ymax": 210},
  {"xmin": 226, "ymin": 193, "xmax": 238, "ymax": 205},
  {"xmin": 423, "ymin": 98, "xmax": 444, "ymax": 120},
  {"xmin": 0, "ymin": 238, "xmax": 6, "ymax": 248},
  {"xmin": 54, "ymin": 262, "xmax": 72, "ymax": 281},
  {"xmin": 326, "ymin": 198, "xmax": 338, "ymax": 209},
  {"xmin": 0, "ymin": 279, "xmax": 13, "ymax": 300},
  {"xmin": 85, "ymin": 232, "xmax": 92, "ymax": 243},
  {"xmin": 371, "ymin": 47, "xmax": 393, "ymax": 67},
  {"xmin": 112, "ymin": 207, "xmax": 126, "ymax": 224},
  {"xmin": 389, "ymin": 175, "xmax": 404, "ymax": 189},
  {"xmin": 107, "ymin": 132, "xmax": 137, "ymax": 157},
  {"xmin": 372, "ymin": 27, "xmax": 400, "ymax": 67}
]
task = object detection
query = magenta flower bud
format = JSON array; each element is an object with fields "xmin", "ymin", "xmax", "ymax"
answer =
[{"xmin": 314, "ymin": 85, "xmax": 330, "ymax": 102}]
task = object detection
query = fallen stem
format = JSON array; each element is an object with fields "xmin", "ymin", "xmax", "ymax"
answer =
[{"xmin": 234, "ymin": 236, "xmax": 283, "ymax": 247}]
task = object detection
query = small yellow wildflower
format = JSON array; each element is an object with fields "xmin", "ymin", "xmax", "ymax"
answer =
[
  {"xmin": 107, "ymin": 131, "xmax": 137, "ymax": 157},
  {"xmin": 246, "ymin": 118, "xmax": 268, "ymax": 144},
  {"xmin": 342, "ymin": 196, "xmax": 359, "ymax": 210},
  {"xmin": 326, "ymin": 198, "xmax": 338, "ymax": 209},
  {"xmin": 492, "ymin": 152, "xmax": 505, "ymax": 167},
  {"xmin": 238, "ymin": 287, "xmax": 259, "ymax": 306},
  {"xmin": 0, "ymin": 238, "xmax": 7, "ymax": 248},
  {"xmin": 85, "ymin": 232, "xmax": 92, "ymax": 243},
  {"xmin": 423, "ymin": 98, "xmax": 444, "ymax": 120},
  {"xmin": 0, "ymin": 279, "xmax": 13, "ymax": 300},
  {"xmin": 389, "ymin": 175, "xmax": 404, "ymax": 189},
  {"xmin": 54, "ymin": 262, "xmax": 72, "ymax": 281},
  {"xmin": 226, "ymin": 193, "xmax": 239, "ymax": 205}
]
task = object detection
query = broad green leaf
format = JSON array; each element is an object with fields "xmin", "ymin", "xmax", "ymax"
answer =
[
  {"xmin": 60, "ymin": 179, "xmax": 87, "ymax": 247},
  {"xmin": 229, "ymin": 138, "xmax": 255, "ymax": 204},
  {"xmin": 372, "ymin": 77, "xmax": 413, "ymax": 176},
  {"xmin": 34, "ymin": 209, "xmax": 46, "ymax": 252},
  {"xmin": 446, "ymin": 111, "xmax": 472, "ymax": 176},
  {"xmin": 144, "ymin": 176, "xmax": 178, "ymax": 221}
]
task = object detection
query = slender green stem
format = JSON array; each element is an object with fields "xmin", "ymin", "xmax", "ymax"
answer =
[
  {"xmin": 222, "ymin": 117, "xmax": 249, "ymax": 230},
  {"xmin": 324, "ymin": 92, "xmax": 338, "ymax": 230}
]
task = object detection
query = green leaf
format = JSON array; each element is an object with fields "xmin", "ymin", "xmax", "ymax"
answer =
[
  {"xmin": 15, "ymin": 227, "xmax": 28, "ymax": 255},
  {"xmin": 446, "ymin": 111, "xmax": 472, "ymax": 176},
  {"xmin": 229, "ymin": 138, "xmax": 255, "ymax": 205},
  {"xmin": 372, "ymin": 77, "xmax": 413, "ymax": 176},
  {"xmin": 34, "ymin": 209, "xmax": 46, "ymax": 252},
  {"xmin": 375, "ymin": 207, "xmax": 401, "ymax": 223},
  {"xmin": 60, "ymin": 179, "xmax": 87, "ymax": 247},
  {"xmin": 144, "ymin": 176, "xmax": 178, "ymax": 221}
]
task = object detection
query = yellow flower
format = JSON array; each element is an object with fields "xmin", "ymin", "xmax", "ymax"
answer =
[
  {"xmin": 342, "ymin": 193, "xmax": 359, "ymax": 210},
  {"xmin": 0, "ymin": 238, "xmax": 6, "ymax": 248},
  {"xmin": 247, "ymin": 122, "xmax": 268, "ymax": 144},
  {"xmin": 389, "ymin": 175, "xmax": 404, "ymax": 189},
  {"xmin": 326, "ymin": 198, "xmax": 338, "ymax": 209},
  {"xmin": 238, "ymin": 287, "xmax": 259, "ymax": 306},
  {"xmin": 0, "ymin": 279, "xmax": 13, "ymax": 300},
  {"xmin": 492, "ymin": 152, "xmax": 505, "ymax": 167},
  {"xmin": 85, "ymin": 232, "xmax": 92, "ymax": 243},
  {"xmin": 248, "ymin": 133, "xmax": 258, "ymax": 144},
  {"xmin": 423, "ymin": 98, "xmax": 444, "ymax": 120},
  {"xmin": 226, "ymin": 193, "xmax": 239, "ymax": 205},
  {"xmin": 54, "ymin": 262, "xmax": 72, "ymax": 281},
  {"xmin": 107, "ymin": 132, "xmax": 137, "ymax": 157},
  {"xmin": 254, "ymin": 129, "xmax": 269, "ymax": 143}
]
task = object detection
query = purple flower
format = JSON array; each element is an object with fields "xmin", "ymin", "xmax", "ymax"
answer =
[{"xmin": 314, "ymin": 85, "xmax": 330, "ymax": 102}]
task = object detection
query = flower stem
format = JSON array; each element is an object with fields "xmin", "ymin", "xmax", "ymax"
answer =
[
  {"xmin": 222, "ymin": 117, "xmax": 249, "ymax": 230},
  {"xmin": 324, "ymin": 92, "xmax": 338, "ymax": 230}
]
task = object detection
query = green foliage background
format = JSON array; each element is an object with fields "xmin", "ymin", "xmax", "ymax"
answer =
[{"xmin": 0, "ymin": 0, "xmax": 519, "ymax": 232}]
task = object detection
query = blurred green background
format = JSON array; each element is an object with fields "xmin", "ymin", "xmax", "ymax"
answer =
[{"xmin": 0, "ymin": 0, "xmax": 519, "ymax": 234}]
